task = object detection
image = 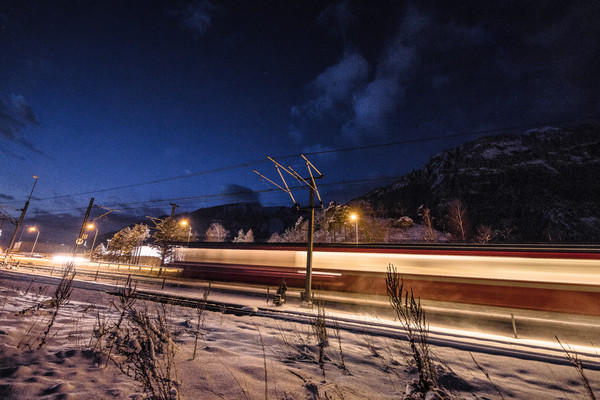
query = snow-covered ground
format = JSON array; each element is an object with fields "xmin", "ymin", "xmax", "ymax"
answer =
[{"xmin": 1, "ymin": 270, "xmax": 599, "ymax": 399}]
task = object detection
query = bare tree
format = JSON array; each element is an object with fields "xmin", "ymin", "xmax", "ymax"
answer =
[
  {"xmin": 418, "ymin": 206, "xmax": 435, "ymax": 242},
  {"xmin": 205, "ymin": 222, "xmax": 228, "ymax": 242},
  {"xmin": 475, "ymin": 225, "xmax": 494, "ymax": 244},
  {"xmin": 447, "ymin": 199, "xmax": 470, "ymax": 241}
]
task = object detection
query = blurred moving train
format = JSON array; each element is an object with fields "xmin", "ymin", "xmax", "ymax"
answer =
[{"xmin": 171, "ymin": 243, "xmax": 600, "ymax": 316}]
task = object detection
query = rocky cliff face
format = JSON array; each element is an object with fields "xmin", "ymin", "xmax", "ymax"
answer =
[{"xmin": 358, "ymin": 123, "xmax": 600, "ymax": 242}]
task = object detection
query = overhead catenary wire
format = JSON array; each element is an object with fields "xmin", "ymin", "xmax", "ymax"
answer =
[
  {"xmin": 25, "ymin": 116, "xmax": 599, "ymax": 205},
  {"xmin": 5, "ymin": 115, "xmax": 597, "ymax": 220}
]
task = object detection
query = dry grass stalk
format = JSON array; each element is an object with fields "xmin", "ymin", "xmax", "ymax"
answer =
[
  {"xmin": 191, "ymin": 285, "xmax": 210, "ymax": 360},
  {"xmin": 112, "ymin": 303, "xmax": 180, "ymax": 399},
  {"xmin": 38, "ymin": 262, "xmax": 76, "ymax": 348},
  {"xmin": 333, "ymin": 321, "xmax": 350, "ymax": 375},
  {"xmin": 556, "ymin": 336, "xmax": 597, "ymax": 400},
  {"xmin": 386, "ymin": 264, "xmax": 437, "ymax": 393},
  {"xmin": 470, "ymin": 352, "xmax": 505, "ymax": 400},
  {"xmin": 312, "ymin": 299, "xmax": 329, "ymax": 377}
]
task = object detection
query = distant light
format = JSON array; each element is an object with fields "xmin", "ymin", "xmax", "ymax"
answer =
[
  {"xmin": 180, "ymin": 219, "xmax": 189, "ymax": 226},
  {"xmin": 28, "ymin": 226, "xmax": 37, "ymax": 232},
  {"xmin": 52, "ymin": 254, "xmax": 88, "ymax": 263},
  {"xmin": 296, "ymin": 270, "xmax": 342, "ymax": 277},
  {"xmin": 350, "ymin": 214, "xmax": 357, "ymax": 221},
  {"xmin": 87, "ymin": 223, "xmax": 96, "ymax": 230}
]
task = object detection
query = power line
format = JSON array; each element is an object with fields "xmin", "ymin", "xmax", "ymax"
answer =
[
  {"xmin": 31, "ymin": 175, "xmax": 401, "ymax": 216},
  {"xmin": 23, "ymin": 115, "xmax": 600, "ymax": 204}
]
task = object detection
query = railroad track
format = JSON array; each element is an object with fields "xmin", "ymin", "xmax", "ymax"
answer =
[{"xmin": 102, "ymin": 287, "xmax": 600, "ymax": 371}]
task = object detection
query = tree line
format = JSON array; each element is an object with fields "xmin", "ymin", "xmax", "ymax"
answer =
[{"xmin": 93, "ymin": 199, "xmax": 509, "ymax": 265}]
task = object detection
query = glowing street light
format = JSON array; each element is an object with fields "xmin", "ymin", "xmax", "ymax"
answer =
[
  {"xmin": 86, "ymin": 223, "xmax": 98, "ymax": 259},
  {"xmin": 350, "ymin": 213, "xmax": 358, "ymax": 245},
  {"xmin": 28, "ymin": 226, "xmax": 40, "ymax": 257},
  {"xmin": 180, "ymin": 219, "xmax": 192, "ymax": 245}
]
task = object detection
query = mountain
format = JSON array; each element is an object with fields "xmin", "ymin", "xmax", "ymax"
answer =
[{"xmin": 355, "ymin": 123, "xmax": 600, "ymax": 242}]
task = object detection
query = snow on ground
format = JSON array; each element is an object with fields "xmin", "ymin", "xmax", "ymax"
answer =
[{"xmin": 1, "ymin": 271, "xmax": 599, "ymax": 399}]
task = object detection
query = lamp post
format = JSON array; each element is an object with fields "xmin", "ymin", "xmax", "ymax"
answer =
[
  {"xmin": 350, "ymin": 213, "xmax": 358, "ymax": 244},
  {"xmin": 3, "ymin": 175, "xmax": 38, "ymax": 265},
  {"xmin": 87, "ymin": 223, "xmax": 98, "ymax": 259},
  {"xmin": 180, "ymin": 219, "xmax": 191, "ymax": 245},
  {"xmin": 28, "ymin": 226, "xmax": 40, "ymax": 256}
]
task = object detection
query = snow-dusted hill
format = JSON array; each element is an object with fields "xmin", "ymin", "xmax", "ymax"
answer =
[{"xmin": 357, "ymin": 123, "xmax": 600, "ymax": 242}]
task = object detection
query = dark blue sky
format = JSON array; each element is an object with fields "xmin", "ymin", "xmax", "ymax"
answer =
[{"xmin": 1, "ymin": 0, "xmax": 599, "ymax": 242}]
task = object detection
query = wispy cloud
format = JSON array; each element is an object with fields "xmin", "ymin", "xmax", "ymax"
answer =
[
  {"xmin": 0, "ymin": 93, "xmax": 39, "ymax": 141},
  {"xmin": 292, "ymin": 51, "xmax": 369, "ymax": 121},
  {"xmin": 292, "ymin": 7, "xmax": 426, "ymax": 143},
  {"xmin": 171, "ymin": 0, "xmax": 215, "ymax": 37},
  {"xmin": 0, "ymin": 93, "xmax": 44, "ymax": 155}
]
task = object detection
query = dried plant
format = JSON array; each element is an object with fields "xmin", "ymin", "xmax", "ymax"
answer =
[
  {"xmin": 191, "ymin": 285, "xmax": 210, "ymax": 360},
  {"xmin": 38, "ymin": 262, "xmax": 76, "ymax": 348},
  {"xmin": 386, "ymin": 264, "xmax": 437, "ymax": 394},
  {"xmin": 333, "ymin": 321, "xmax": 350, "ymax": 375},
  {"xmin": 312, "ymin": 299, "xmax": 329, "ymax": 377},
  {"xmin": 556, "ymin": 336, "xmax": 597, "ymax": 400},
  {"xmin": 112, "ymin": 304, "xmax": 180, "ymax": 399},
  {"xmin": 102, "ymin": 275, "xmax": 138, "ymax": 367},
  {"xmin": 470, "ymin": 353, "xmax": 505, "ymax": 400}
]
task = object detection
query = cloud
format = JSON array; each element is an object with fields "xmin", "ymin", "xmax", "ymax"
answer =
[
  {"xmin": 0, "ymin": 93, "xmax": 39, "ymax": 141},
  {"xmin": 172, "ymin": 0, "xmax": 215, "ymax": 37},
  {"xmin": 1, "ymin": 194, "xmax": 16, "ymax": 201},
  {"xmin": 292, "ymin": 7, "xmax": 425, "ymax": 142},
  {"xmin": 299, "ymin": 51, "xmax": 369, "ymax": 120},
  {"xmin": 0, "ymin": 93, "xmax": 44, "ymax": 155}
]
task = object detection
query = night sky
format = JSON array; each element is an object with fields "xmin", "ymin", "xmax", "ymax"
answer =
[{"xmin": 1, "ymin": 1, "xmax": 599, "ymax": 243}]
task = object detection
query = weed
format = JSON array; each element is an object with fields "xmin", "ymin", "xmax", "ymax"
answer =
[
  {"xmin": 112, "ymin": 303, "xmax": 180, "ymax": 399},
  {"xmin": 386, "ymin": 264, "xmax": 438, "ymax": 395},
  {"xmin": 38, "ymin": 262, "xmax": 76, "ymax": 348},
  {"xmin": 333, "ymin": 321, "xmax": 350, "ymax": 375},
  {"xmin": 191, "ymin": 285, "xmax": 210, "ymax": 360},
  {"xmin": 312, "ymin": 299, "xmax": 329, "ymax": 377},
  {"xmin": 556, "ymin": 336, "xmax": 597, "ymax": 400}
]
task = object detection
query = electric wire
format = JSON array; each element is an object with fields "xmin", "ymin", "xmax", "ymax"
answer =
[{"xmin": 28, "ymin": 115, "xmax": 599, "ymax": 204}]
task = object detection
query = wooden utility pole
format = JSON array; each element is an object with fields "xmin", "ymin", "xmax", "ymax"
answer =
[
  {"xmin": 73, "ymin": 198, "xmax": 94, "ymax": 257},
  {"xmin": 169, "ymin": 203, "xmax": 179, "ymax": 218}
]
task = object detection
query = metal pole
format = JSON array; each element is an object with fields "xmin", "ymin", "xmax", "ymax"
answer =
[
  {"xmin": 73, "ymin": 198, "xmax": 94, "ymax": 257},
  {"xmin": 355, "ymin": 219, "xmax": 358, "ymax": 244},
  {"xmin": 304, "ymin": 187, "xmax": 315, "ymax": 305},
  {"xmin": 30, "ymin": 230, "xmax": 40, "ymax": 256},
  {"xmin": 3, "ymin": 176, "xmax": 38, "ymax": 265},
  {"xmin": 90, "ymin": 228, "xmax": 98, "ymax": 258}
]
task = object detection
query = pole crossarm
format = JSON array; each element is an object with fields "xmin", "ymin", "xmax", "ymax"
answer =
[
  {"xmin": 0, "ymin": 205, "xmax": 17, "ymax": 225},
  {"xmin": 253, "ymin": 154, "xmax": 325, "ymax": 305},
  {"xmin": 90, "ymin": 204, "xmax": 122, "ymax": 222}
]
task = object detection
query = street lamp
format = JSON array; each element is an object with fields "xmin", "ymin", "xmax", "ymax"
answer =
[
  {"xmin": 180, "ymin": 219, "xmax": 192, "ymax": 245},
  {"xmin": 3, "ymin": 175, "xmax": 39, "ymax": 265},
  {"xmin": 86, "ymin": 223, "xmax": 98, "ymax": 259},
  {"xmin": 28, "ymin": 226, "xmax": 40, "ymax": 257},
  {"xmin": 350, "ymin": 213, "xmax": 358, "ymax": 244}
]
